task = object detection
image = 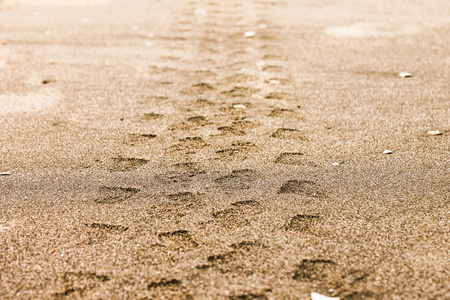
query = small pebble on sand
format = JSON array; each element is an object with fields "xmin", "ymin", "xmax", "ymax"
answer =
[
  {"xmin": 331, "ymin": 162, "xmax": 340, "ymax": 166},
  {"xmin": 233, "ymin": 104, "xmax": 246, "ymax": 109},
  {"xmin": 269, "ymin": 80, "xmax": 281, "ymax": 85},
  {"xmin": 427, "ymin": 130, "xmax": 442, "ymax": 136},
  {"xmin": 244, "ymin": 31, "xmax": 256, "ymax": 38},
  {"xmin": 383, "ymin": 150, "xmax": 393, "ymax": 154},
  {"xmin": 399, "ymin": 72, "xmax": 412, "ymax": 78},
  {"xmin": 311, "ymin": 292, "xmax": 340, "ymax": 300}
]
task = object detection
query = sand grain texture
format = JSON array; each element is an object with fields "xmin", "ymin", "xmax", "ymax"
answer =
[{"xmin": 0, "ymin": 0, "xmax": 449, "ymax": 299}]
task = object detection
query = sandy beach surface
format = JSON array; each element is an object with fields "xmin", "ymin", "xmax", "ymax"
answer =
[{"xmin": 0, "ymin": 0, "xmax": 449, "ymax": 299}]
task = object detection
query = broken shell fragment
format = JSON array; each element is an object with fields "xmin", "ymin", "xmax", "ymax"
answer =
[
  {"xmin": 399, "ymin": 72, "xmax": 412, "ymax": 78},
  {"xmin": 383, "ymin": 150, "xmax": 393, "ymax": 154},
  {"xmin": 244, "ymin": 31, "xmax": 256, "ymax": 38},
  {"xmin": 0, "ymin": 172, "xmax": 12, "ymax": 176},
  {"xmin": 427, "ymin": 130, "xmax": 442, "ymax": 136},
  {"xmin": 311, "ymin": 292, "xmax": 340, "ymax": 300},
  {"xmin": 269, "ymin": 79, "xmax": 281, "ymax": 85},
  {"xmin": 233, "ymin": 104, "xmax": 246, "ymax": 109}
]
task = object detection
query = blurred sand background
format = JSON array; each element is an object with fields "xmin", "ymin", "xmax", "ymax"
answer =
[{"xmin": 0, "ymin": 0, "xmax": 449, "ymax": 299}]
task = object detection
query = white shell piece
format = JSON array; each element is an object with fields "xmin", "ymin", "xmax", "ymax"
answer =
[
  {"xmin": 427, "ymin": 130, "xmax": 442, "ymax": 135},
  {"xmin": 244, "ymin": 31, "xmax": 256, "ymax": 38},
  {"xmin": 383, "ymin": 150, "xmax": 393, "ymax": 154},
  {"xmin": 399, "ymin": 72, "xmax": 412, "ymax": 78}
]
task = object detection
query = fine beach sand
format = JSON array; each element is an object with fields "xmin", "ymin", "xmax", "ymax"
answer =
[{"xmin": 0, "ymin": 0, "xmax": 449, "ymax": 299}]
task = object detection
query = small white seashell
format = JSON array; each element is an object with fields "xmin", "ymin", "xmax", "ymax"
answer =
[
  {"xmin": 311, "ymin": 292, "xmax": 340, "ymax": 300},
  {"xmin": 399, "ymin": 72, "xmax": 412, "ymax": 78},
  {"xmin": 331, "ymin": 162, "xmax": 340, "ymax": 166},
  {"xmin": 244, "ymin": 31, "xmax": 256, "ymax": 38},
  {"xmin": 269, "ymin": 80, "xmax": 281, "ymax": 85},
  {"xmin": 195, "ymin": 8, "xmax": 207, "ymax": 15},
  {"xmin": 233, "ymin": 104, "xmax": 246, "ymax": 109},
  {"xmin": 383, "ymin": 150, "xmax": 393, "ymax": 154},
  {"xmin": 0, "ymin": 172, "xmax": 12, "ymax": 176},
  {"xmin": 427, "ymin": 130, "xmax": 442, "ymax": 136}
]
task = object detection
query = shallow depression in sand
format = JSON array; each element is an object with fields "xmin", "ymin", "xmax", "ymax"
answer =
[{"xmin": 0, "ymin": 88, "xmax": 61, "ymax": 115}]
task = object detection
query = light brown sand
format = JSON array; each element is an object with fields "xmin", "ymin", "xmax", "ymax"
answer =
[{"xmin": 0, "ymin": 0, "xmax": 449, "ymax": 299}]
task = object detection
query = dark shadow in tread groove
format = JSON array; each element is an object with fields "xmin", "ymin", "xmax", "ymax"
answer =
[
  {"xmin": 109, "ymin": 157, "xmax": 149, "ymax": 171},
  {"xmin": 94, "ymin": 186, "xmax": 140, "ymax": 204},
  {"xmin": 85, "ymin": 223, "xmax": 129, "ymax": 232},
  {"xmin": 293, "ymin": 259, "xmax": 338, "ymax": 282},
  {"xmin": 278, "ymin": 180, "xmax": 325, "ymax": 198},
  {"xmin": 286, "ymin": 214, "xmax": 321, "ymax": 232},
  {"xmin": 147, "ymin": 279, "xmax": 182, "ymax": 289}
]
